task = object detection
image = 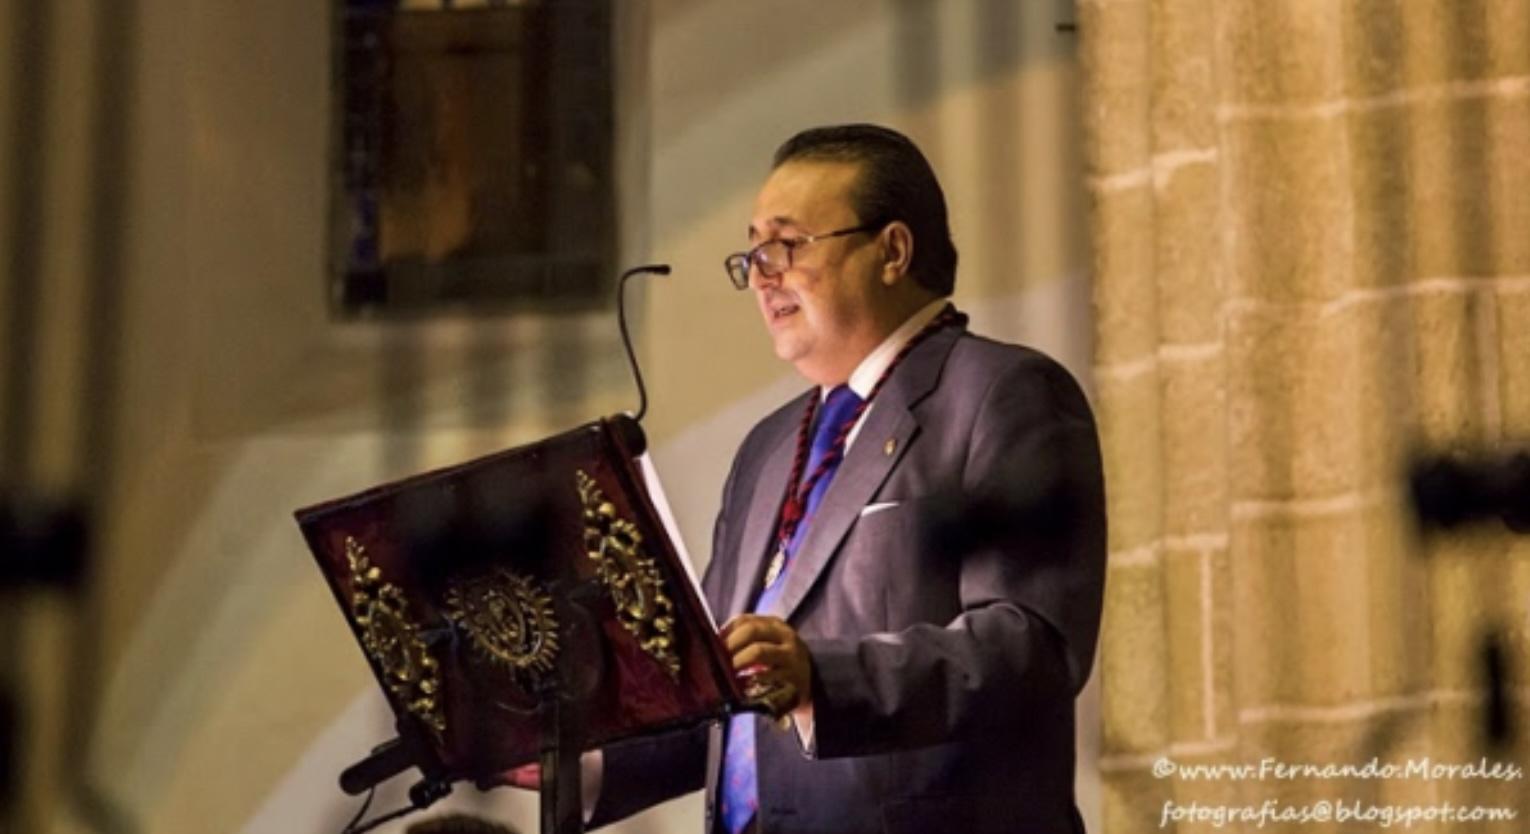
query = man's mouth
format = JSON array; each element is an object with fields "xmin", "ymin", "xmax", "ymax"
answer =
[{"xmin": 767, "ymin": 300, "xmax": 800, "ymax": 322}]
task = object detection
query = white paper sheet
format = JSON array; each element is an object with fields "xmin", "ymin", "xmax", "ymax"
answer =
[{"xmin": 637, "ymin": 452, "xmax": 716, "ymax": 629}]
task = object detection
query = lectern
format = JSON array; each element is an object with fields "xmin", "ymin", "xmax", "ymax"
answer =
[{"xmin": 296, "ymin": 416, "xmax": 756, "ymax": 833}]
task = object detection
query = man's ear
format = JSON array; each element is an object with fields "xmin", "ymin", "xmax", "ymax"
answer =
[{"xmin": 880, "ymin": 221, "xmax": 914, "ymax": 287}]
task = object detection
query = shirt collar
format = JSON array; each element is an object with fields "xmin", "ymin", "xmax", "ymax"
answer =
[{"xmin": 828, "ymin": 297, "xmax": 950, "ymax": 401}]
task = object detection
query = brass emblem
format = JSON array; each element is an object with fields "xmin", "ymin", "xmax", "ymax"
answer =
[
  {"xmin": 576, "ymin": 470, "xmax": 680, "ymax": 679},
  {"xmin": 884, "ymin": 438, "xmax": 896, "ymax": 456},
  {"xmin": 444, "ymin": 568, "xmax": 560, "ymax": 683},
  {"xmin": 345, "ymin": 537, "xmax": 446, "ymax": 735}
]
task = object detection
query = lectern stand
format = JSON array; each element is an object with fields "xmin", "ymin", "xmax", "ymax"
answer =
[{"xmin": 538, "ymin": 678, "xmax": 584, "ymax": 834}]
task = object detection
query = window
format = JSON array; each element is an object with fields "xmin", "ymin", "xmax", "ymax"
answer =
[{"xmin": 332, "ymin": 0, "xmax": 615, "ymax": 317}]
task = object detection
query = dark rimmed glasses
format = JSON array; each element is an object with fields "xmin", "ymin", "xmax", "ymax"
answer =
[{"xmin": 722, "ymin": 223, "xmax": 884, "ymax": 290}]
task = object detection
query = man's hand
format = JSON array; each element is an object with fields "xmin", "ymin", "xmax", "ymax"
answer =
[
  {"xmin": 482, "ymin": 761, "xmax": 541, "ymax": 791},
  {"xmin": 721, "ymin": 614, "xmax": 813, "ymax": 717}
]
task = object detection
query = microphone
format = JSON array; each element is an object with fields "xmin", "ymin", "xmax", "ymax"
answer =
[
  {"xmin": 336, "ymin": 733, "xmax": 454, "ymax": 833},
  {"xmin": 339, "ymin": 737, "xmax": 415, "ymax": 796},
  {"xmin": 617, "ymin": 264, "xmax": 671, "ymax": 423}
]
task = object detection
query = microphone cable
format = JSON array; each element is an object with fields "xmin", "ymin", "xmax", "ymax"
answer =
[{"xmin": 617, "ymin": 264, "xmax": 671, "ymax": 422}]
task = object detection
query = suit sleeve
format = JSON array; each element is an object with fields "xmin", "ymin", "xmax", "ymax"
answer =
[
  {"xmin": 804, "ymin": 355, "xmax": 1107, "ymax": 759},
  {"xmin": 586, "ymin": 724, "xmax": 709, "ymax": 829}
]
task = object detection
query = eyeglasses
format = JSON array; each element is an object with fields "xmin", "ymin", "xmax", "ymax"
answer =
[{"xmin": 722, "ymin": 223, "xmax": 883, "ymax": 290}]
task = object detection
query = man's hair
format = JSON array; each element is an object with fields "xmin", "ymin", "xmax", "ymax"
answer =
[
  {"xmin": 772, "ymin": 124, "xmax": 958, "ymax": 296},
  {"xmin": 406, "ymin": 813, "xmax": 518, "ymax": 834}
]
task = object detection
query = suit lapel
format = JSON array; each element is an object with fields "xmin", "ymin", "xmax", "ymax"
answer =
[
  {"xmin": 764, "ymin": 404, "xmax": 915, "ymax": 621},
  {"xmin": 764, "ymin": 323, "xmax": 964, "ymax": 622},
  {"xmin": 724, "ymin": 399, "xmax": 806, "ymax": 618}
]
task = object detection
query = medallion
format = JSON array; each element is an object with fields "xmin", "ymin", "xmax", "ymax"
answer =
[
  {"xmin": 763, "ymin": 549, "xmax": 786, "ymax": 590},
  {"xmin": 444, "ymin": 567, "xmax": 560, "ymax": 684}
]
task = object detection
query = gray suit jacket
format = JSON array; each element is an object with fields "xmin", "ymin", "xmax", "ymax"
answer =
[{"xmin": 593, "ymin": 319, "xmax": 1106, "ymax": 834}]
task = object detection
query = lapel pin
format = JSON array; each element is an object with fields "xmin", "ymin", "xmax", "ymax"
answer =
[{"xmin": 884, "ymin": 438, "xmax": 896, "ymax": 456}]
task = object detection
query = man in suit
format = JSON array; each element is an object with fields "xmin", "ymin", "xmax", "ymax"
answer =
[{"xmin": 591, "ymin": 124, "xmax": 1106, "ymax": 833}]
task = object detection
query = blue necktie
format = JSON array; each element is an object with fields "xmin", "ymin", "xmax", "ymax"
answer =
[{"xmin": 720, "ymin": 384, "xmax": 864, "ymax": 834}]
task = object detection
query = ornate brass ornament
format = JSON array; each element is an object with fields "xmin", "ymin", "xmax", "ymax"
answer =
[
  {"xmin": 576, "ymin": 469, "xmax": 680, "ymax": 679},
  {"xmin": 345, "ymin": 537, "xmax": 446, "ymax": 735},
  {"xmin": 444, "ymin": 568, "xmax": 560, "ymax": 682}
]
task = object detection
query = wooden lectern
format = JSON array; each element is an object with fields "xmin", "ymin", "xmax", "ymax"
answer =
[{"xmin": 295, "ymin": 416, "xmax": 755, "ymax": 833}]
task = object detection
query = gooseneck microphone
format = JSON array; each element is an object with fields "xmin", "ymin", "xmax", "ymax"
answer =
[{"xmin": 618, "ymin": 264, "xmax": 671, "ymax": 423}]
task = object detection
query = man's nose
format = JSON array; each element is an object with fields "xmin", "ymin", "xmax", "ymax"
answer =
[{"xmin": 750, "ymin": 263, "xmax": 781, "ymax": 290}]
